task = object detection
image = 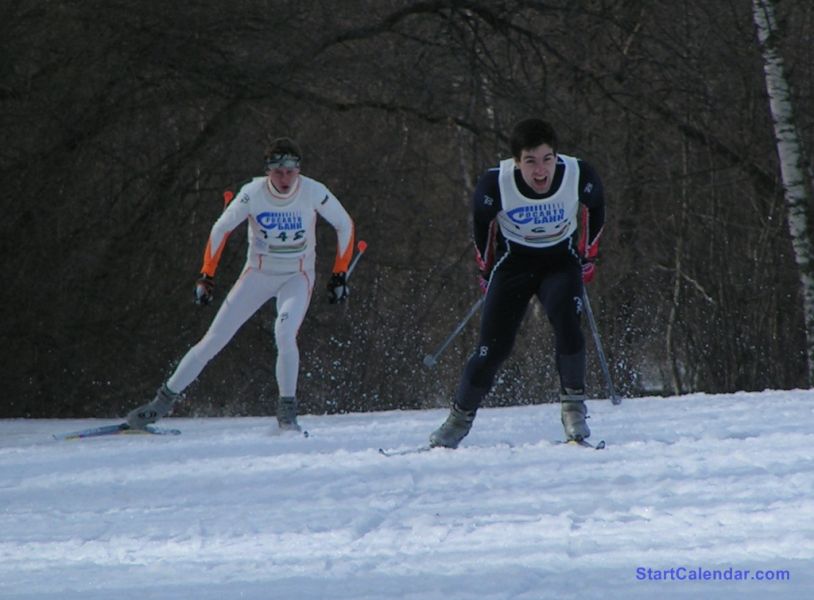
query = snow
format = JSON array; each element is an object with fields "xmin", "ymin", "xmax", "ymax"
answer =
[{"xmin": 2, "ymin": 390, "xmax": 813, "ymax": 599}]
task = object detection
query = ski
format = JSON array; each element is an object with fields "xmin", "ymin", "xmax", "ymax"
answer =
[
  {"xmin": 557, "ymin": 439, "xmax": 606, "ymax": 450},
  {"xmin": 54, "ymin": 423, "xmax": 182, "ymax": 440},
  {"xmin": 379, "ymin": 440, "xmax": 514, "ymax": 456},
  {"xmin": 270, "ymin": 428, "xmax": 310, "ymax": 438},
  {"xmin": 378, "ymin": 444, "xmax": 433, "ymax": 457}
]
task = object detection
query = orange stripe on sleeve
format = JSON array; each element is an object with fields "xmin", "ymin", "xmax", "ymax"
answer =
[
  {"xmin": 200, "ymin": 189, "xmax": 238, "ymax": 276},
  {"xmin": 332, "ymin": 222, "xmax": 355, "ymax": 273},
  {"xmin": 201, "ymin": 235, "xmax": 230, "ymax": 277}
]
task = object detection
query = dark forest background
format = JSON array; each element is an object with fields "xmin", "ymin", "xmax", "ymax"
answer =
[{"xmin": 2, "ymin": 0, "xmax": 812, "ymax": 418}]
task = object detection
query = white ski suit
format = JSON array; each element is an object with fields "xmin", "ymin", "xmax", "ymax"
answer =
[{"xmin": 166, "ymin": 174, "xmax": 354, "ymax": 398}]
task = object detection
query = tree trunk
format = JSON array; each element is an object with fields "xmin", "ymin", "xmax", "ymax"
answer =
[{"xmin": 753, "ymin": 0, "xmax": 814, "ymax": 384}]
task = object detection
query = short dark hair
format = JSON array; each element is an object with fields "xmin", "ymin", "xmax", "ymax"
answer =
[
  {"xmin": 264, "ymin": 137, "xmax": 303, "ymax": 169},
  {"xmin": 509, "ymin": 119, "xmax": 558, "ymax": 159}
]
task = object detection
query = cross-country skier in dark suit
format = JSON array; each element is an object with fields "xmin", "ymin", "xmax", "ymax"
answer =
[{"xmin": 429, "ymin": 118, "xmax": 606, "ymax": 448}]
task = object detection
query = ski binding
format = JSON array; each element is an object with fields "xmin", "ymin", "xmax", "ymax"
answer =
[{"xmin": 557, "ymin": 438, "xmax": 606, "ymax": 450}]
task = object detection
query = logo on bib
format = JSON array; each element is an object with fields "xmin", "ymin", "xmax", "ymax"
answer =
[
  {"xmin": 506, "ymin": 204, "xmax": 566, "ymax": 226},
  {"xmin": 257, "ymin": 211, "xmax": 304, "ymax": 231}
]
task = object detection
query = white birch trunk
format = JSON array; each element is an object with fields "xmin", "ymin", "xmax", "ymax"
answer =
[{"xmin": 753, "ymin": 0, "xmax": 814, "ymax": 385}]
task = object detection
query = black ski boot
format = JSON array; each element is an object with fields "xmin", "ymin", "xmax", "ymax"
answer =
[
  {"xmin": 429, "ymin": 404, "xmax": 476, "ymax": 448},
  {"xmin": 277, "ymin": 396, "xmax": 302, "ymax": 432},
  {"xmin": 560, "ymin": 387, "xmax": 590, "ymax": 441},
  {"xmin": 127, "ymin": 383, "xmax": 179, "ymax": 429}
]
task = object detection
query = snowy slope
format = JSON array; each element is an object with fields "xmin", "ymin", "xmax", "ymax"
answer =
[{"xmin": 1, "ymin": 391, "xmax": 813, "ymax": 599}]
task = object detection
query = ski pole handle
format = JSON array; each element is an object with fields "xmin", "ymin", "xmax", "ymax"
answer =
[
  {"xmin": 423, "ymin": 297, "xmax": 484, "ymax": 368},
  {"xmin": 347, "ymin": 240, "xmax": 368, "ymax": 280}
]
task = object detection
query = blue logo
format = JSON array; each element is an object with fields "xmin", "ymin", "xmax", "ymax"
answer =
[
  {"xmin": 256, "ymin": 211, "xmax": 303, "ymax": 231},
  {"xmin": 506, "ymin": 204, "xmax": 565, "ymax": 225}
]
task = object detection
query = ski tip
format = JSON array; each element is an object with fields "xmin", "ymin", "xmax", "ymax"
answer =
[
  {"xmin": 53, "ymin": 423, "xmax": 181, "ymax": 440},
  {"xmin": 379, "ymin": 445, "xmax": 433, "ymax": 457}
]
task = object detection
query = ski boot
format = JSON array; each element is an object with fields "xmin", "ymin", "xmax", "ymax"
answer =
[
  {"xmin": 277, "ymin": 396, "xmax": 302, "ymax": 432},
  {"xmin": 560, "ymin": 387, "xmax": 590, "ymax": 441},
  {"xmin": 126, "ymin": 383, "xmax": 180, "ymax": 429},
  {"xmin": 429, "ymin": 403, "xmax": 476, "ymax": 448}
]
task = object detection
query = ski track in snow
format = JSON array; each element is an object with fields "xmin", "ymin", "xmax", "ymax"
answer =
[{"xmin": 1, "ymin": 390, "xmax": 813, "ymax": 599}]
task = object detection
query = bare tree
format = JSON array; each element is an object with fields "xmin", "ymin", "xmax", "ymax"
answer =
[
  {"xmin": 2, "ymin": 0, "xmax": 812, "ymax": 418},
  {"xmin": 752, "ymin": 0, "xmax": 814, "ymax": 384}
]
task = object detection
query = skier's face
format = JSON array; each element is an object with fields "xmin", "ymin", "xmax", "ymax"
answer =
[
  {"xmin": 516, "ymin": 144, "xmax": 557, "ymax": 194},
  {"xmin": 267, "ymin": 167, "xmax": 300, "ymax": 194}
]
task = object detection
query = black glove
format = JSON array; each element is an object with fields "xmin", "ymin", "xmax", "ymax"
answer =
[
  {"xmin": 194, "ymin": 275, "xmax": 215, "ymax": 305},
  {"xmin": 327, "ymin": 272, "xmax": 348, "ymax": 304}
]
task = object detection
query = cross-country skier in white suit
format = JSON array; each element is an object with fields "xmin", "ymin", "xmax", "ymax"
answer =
[{"xmin": 126, "ymin": 137, "xmax": 355, "ymax": 432}]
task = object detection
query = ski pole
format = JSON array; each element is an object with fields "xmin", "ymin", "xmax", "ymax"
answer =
[
  {"xmin": 423, "ymin": 296, "xmax": 484, "ymax": 368},
  {"xmin": 582, "ymin": 288, "xmax": 621, "ymax": 405},
  {"xmin": 346, "ymin": 240, "xmax": 368, "ymax": 279}
]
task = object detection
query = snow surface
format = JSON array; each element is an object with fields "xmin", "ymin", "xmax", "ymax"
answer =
[{"xmin": 2, "ymin": 390, "xmax": 813, "ymax": 599}]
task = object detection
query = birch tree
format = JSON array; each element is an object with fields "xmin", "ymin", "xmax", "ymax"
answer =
[{"xmin": 753, "ymin": 0, "xmax": 814, "ymax": 384}]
